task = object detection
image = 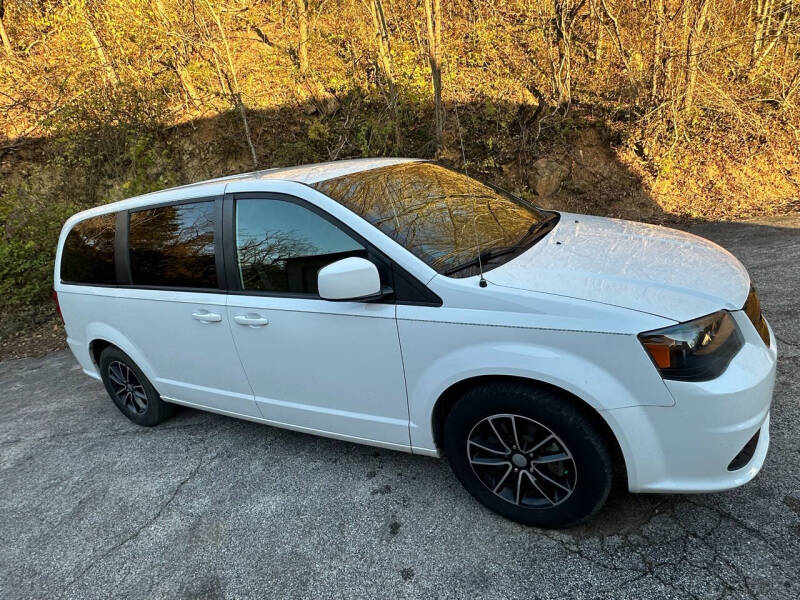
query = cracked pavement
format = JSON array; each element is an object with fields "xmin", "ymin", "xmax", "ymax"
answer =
[{"xmin": 1, "ymin": 216, "xmax": 799, "ymax": 599}]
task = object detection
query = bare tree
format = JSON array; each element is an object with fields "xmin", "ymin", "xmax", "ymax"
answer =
[
  {"xmin": 0, "ymin": 0, "xmax": 13, "ymax": 57},
  {"xmin": 550, "ymin": 1, "xmax": 586, "ymax": 114},
  {"xmin": 153, "ymin": 0, "xmax": 200, "ymax": 108},
  {"xmin": 650, "ymin": 0, "xmax": 665, "ymax": 101},
  {"xmin": 79, "ymin": 2, "xmax": 120, "ymax": 87},
  {"xmin": 749, "ymin": 0, "xmax": 794, "ymax": 74},
  {"xmin": 424, "ymin": 0, "xmax": 443, "ymax": 148},
  {"xmin": 365, "ymin": 0, "xmax": 400, "ymax": 146},
  {"xmin": 682, "ymin": 0, "xmax": 711, "ymax": 111},
  {"xmin": 297, "ymin": 0, "xmax": 310, "ymax": 75},
  {"xmin": 204, "ymin": 0, "xmax": 258, "ymax": 168}
]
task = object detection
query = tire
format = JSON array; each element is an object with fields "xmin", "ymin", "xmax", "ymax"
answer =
[
  {"xmin": 443, "ymin": 382, "xmax": 613, "ymax": 528},
  {"xmin": 99, "ymin": 347, "xmax": 174, "ymax": 427}
]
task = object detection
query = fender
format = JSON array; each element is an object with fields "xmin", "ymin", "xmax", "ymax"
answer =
[
  {"xmin": 404, "ymin": 337, "xmax": 675, "ymax": 454},
  {"xmin": 84, "ymin": 321, "xmax": 159, "ymax": 387}
]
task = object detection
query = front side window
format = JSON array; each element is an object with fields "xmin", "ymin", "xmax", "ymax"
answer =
[
  {"xmin": 311, "ymin": 162, "xmax": 552, "ymax": 276},
  {"xmin": 128, "ymin": 201, "xmax": 217, "ymax": 288},
  {"xmin": 60, "ymin": 213, "xmax": 117, "ymax": 284},
  {"xmin": 235, "ymin": 198, "xmax": 366, "ymax": 294}
]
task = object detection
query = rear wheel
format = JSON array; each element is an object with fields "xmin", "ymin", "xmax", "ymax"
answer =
[
  {"xmin": 99, "ymin": 347, "xmax": 174, "ymax": 426},
  {"xmin": 443, "ymin": 382, "xmax": 613, "ymax": 528}
]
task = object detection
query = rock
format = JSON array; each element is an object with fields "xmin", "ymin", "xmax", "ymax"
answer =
[{"xmin": 528, "ymin": 158, "xmax": 568, "ymax": 197}]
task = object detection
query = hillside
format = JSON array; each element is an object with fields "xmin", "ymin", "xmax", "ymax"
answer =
[{"xmin": 1, "ymin": 0, "xmax": 799, "ymax": 352}]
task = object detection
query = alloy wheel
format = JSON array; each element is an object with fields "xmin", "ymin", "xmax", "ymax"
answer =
[
  {"xmin": 107, "ymin": 361, "xmax": 148, "ymax": 415},
  {"xmin": 466, "ymin": 413, "xmax": 577, "ymax": 508}
]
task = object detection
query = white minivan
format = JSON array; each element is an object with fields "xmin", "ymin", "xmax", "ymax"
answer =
[{"xmin": 54, "ymin": 158, "xmax": 776, "ymax": 528}]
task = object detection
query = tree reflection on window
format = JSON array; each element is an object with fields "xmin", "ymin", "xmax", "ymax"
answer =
[
  {"xmin": 312, "ymin": 162, "xmax": 546, "ymax": 276},
  {"xmin": 235, "ymin": 199, "xmax": 365, "ymax": 294},
  {"xmin": 61, "ymin": 213, "xmax": 117, "ymax": 284},
  {"xmin": 129, "ymin": 201, "xmax": 217, "ymax": 288}
]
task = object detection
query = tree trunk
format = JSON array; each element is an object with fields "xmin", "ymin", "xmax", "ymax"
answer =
[
  {"xmin": 650, "ymin": 0, "xmax": 664, "ymax": 101},
  {"xmin": 749, "ymin": 0, "xmax": 792, "ymax": 73},
  {"xmin": 424, "ymin": 0, "xmax": 443, "ymax": 149},
  {"xmin": 205, "ymin": 0, "xmax": 258, "ymax": 168},
  {"xmin": 591, "ymin": 0, "xmax": 604, "ymax": 65},
  {"xmin": 0, "ymin": 0, "xmax": 12, "ymax": 57},
  {"xmin": 553, "ymin": 1, "xmax": 573, "ymax": 113},
  {"xmin": 80, "ymin": 5, "xmax": 119, "ymax": 87},
  {"xmin": 682, "ymin": 0, "xmax": 711, "ymax": 111},
  {"xmin": 367, "ymin": 0, "xmax": 400, "ymax": 147},
  {"xmin": 153, "ymin": 0, "xmax": 200, "ymax": 108},
  {"xmin": 297, "ymin": 0, "xmax": 309, "ymax": 76}
]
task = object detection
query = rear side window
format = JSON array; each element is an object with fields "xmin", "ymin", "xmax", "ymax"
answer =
[
  {"xmin": 235, "ymin": 198, "xmax": 365, "ymax": 294},
  {"xmin": 60, "ymin": 214, "xmax": 117, "ymax": 284},
  {"xmin": 128, "ymin": 201, "xmax": 217, "ymax": 289}
]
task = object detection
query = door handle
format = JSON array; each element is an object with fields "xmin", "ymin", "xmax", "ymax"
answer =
[
  {"xmin": 192, "ymin": 310, "xmax": 222, "ymax": 323},
  {"xmin": 234, "ymin": 313, "xmax": 270, "ymax": 327}
]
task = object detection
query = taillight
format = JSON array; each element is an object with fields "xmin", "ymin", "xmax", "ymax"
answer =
[{"xmin": 52, "ymin": 290, "xmax": 64, "ymax": 322}]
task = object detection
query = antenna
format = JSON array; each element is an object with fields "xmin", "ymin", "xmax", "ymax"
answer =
[{"xmin": 452, "ymin": 103, "xmax": 487, "ymax": 288}]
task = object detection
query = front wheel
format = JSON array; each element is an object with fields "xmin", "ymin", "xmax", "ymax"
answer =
[{"xmin": 443, "ymin": 382, "xmax": 613, "ymax": 528}]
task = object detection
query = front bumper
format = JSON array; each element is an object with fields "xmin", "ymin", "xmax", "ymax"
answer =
[{"xmin": 604, "ymin": 310, "xmax": 776, "ymax": 493}]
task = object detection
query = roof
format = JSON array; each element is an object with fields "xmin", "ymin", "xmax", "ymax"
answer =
[
  {"xmin": 151, "ymin": 157, "xmax": 421, "ymax": 194},
  {"xmin": 237, "ymin": 157, "xmax": 421, "ymax": 185},
  {"xmin": 63, "ymin": 158, "xmax": 423, "ymax": 227}
]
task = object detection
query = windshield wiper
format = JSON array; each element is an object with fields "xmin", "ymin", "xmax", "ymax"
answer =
[
  {"xmin": 443, "ymin": 213, "xmax": 560, "ymax": 276},
  {"xmin": 517, "ymin": 213, "xmax": 559, "ymax": 247},
  {"xmin": 443, "ymin": 246, "xmax": 518, "ymax": 276}
]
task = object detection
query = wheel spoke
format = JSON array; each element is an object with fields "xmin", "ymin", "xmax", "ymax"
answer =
[
  {"xmin": 492, "ymin": 464, "xmax": 513, "ymax": 493},
  {"xmin": 471, "ymin": 457, "xmax": 510, "ymax": 467},
  {"xmin": 531, "ymin": 465, "xmax": 572, "ymax": 493},
  {"xmin": 528, "ymin": 471, "xmax": 557, "ymax": 506},
  {"xmin": 532, "ymin": 452, "xmax": 570, "ymax": 464},
  {"xmin": 510, "ymin": 416, "xmax": 522, "ymax": 450},
  {"xmin": 468, "ymin": 440, "xmax": 508, "ymax": 456},
  {"xmin": 131, "ymin": 391, "xmax": 147, "ymax": 411},
  {"xmin": 515, "ymin": 470, "xmax": 525, "ymax": 505},
  {"xmin": 110, "ymin": 363, "xmax": 125, "ymax": 383},
  {"xmin": 487, "ymin": 417, "xmax": 511, "ymax": 453},
  {"xmin": 528, "ymin": 434, "xmax": 555, "ymax": 454}
]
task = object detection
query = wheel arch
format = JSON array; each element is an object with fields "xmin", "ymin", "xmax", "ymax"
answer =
[
  {"xmin": 430, "ymin": 375, "xmax": 627, "ymax": 484},
  {"xmin": 85, "ymin": 322, "xmax": 157, "ymax": 384},
  {"xmin": 89, "ymin": 338, "xmax": 114, "ymax": 368}
]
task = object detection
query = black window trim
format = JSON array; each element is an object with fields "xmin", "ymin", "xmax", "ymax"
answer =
[{"xmin": 223, "ymin": 192, "xmax": 442, "ymax": 306}]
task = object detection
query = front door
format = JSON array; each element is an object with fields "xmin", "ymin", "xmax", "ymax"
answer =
[{"xmin": 225, "ymin": 196, "xmax": 410, "ymax": 448}]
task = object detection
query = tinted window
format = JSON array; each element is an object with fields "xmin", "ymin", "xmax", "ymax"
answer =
[
  {"xmin": 60, "ymin": 214, "xmax": 117, "ymax": 284},
  {"xmin": 236, "ymin": 198, "xmax": 365, "ymax": 294},
  {"xmin": 129, "ymin": 201, "xmax": 217, "ymax": 288},
  {"xmin": 312, "ymin": 162, "xmax": 548, "ymax": 275}
]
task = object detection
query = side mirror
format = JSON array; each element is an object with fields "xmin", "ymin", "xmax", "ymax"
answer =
[{"xmin": 318, "ymin": 257, "xmax": 387, "ymax": 301}]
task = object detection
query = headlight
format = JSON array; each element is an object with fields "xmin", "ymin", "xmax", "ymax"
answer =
[{"xmin": 638, "ymin": 311, "xmax": 743, "ymax": 381}]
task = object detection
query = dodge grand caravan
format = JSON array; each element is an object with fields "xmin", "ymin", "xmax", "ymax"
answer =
[{"xmin": 54, "ymin": 158, "xmax": 776, "ymax": 528}]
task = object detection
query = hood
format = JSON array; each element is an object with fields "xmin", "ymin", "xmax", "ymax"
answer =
[{"xmin": 485, "ymin": 212, "xmax": 750, "ymax": 322}]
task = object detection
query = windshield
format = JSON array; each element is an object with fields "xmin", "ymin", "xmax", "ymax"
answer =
[{"xmin": 311, "ymin": 162, "xmax": 551, "ymax": 276}]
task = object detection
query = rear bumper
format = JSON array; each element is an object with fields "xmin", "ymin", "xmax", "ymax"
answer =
[{"xmin": 604, "ymin": 311, "xmax": 776, "ymax": 493}]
